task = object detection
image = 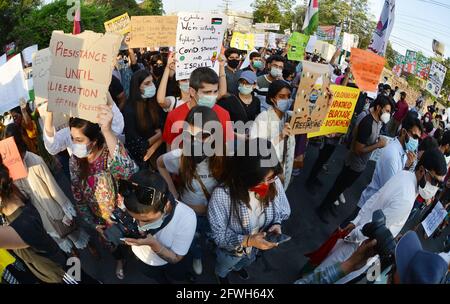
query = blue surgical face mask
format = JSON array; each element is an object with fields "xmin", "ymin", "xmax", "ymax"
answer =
[
  {"xmin": 138, "ymin": 213, "xmax": 166, "ymax": 232},
  {"xmin": 252, "ymin": 60, "xmax": 263, "ymax": 69},
  {"xmin": 142, "ymin": 84, "xmax": 156, "ymax": 99},
  {"xmin": 179, "ymin": 82, "xmax": 190, "ymax": 93},
  {"xmin": 197, "ymin": 94, "xmax": 217, "ymax": 108},
  {"xmin": 275, "ymin": 98, "xmax": 291, "ymax": 113},
  {"xmin": 405, "ymin": 132, "xmax": 419, "ymax": 152},
  {"xmin": 238, "ymin": 84, "xmax": 253, "ymax": 95}
]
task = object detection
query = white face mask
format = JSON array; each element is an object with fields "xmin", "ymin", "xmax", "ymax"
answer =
[
  {"xmin": 418, "ymin": 180, "xmax": 439, "ymax": 200},
  {"xmin": 71, "ymin": 143, "xmax": 91, "ymax": 158},
  {"xmin": 138, "ymin": 213, "xmax": 166, "ymax": 232},
  {"xmin": 380, "ymin": 112, "xmax": 390, "ymax": 124}
]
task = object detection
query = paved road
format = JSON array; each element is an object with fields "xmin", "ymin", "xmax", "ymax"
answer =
[{"xmin": 68, "ymin": 142, "xmax": 449, "ymax": 284}]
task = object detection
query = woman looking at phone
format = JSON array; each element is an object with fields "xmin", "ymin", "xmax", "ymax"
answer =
[{"xmin": 207, "ymin": 137, "xmax": 291, "ymax": 284}]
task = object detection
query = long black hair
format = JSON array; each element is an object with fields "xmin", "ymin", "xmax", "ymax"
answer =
[
  {"xmin": 267, "ymin": 80, "xmax": 292, "ymax": 106},
  {"xmin": 128, "ymin": 69, "xmax": 160, "ymax": 136}
]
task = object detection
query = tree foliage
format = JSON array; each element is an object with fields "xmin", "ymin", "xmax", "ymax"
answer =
[{"xmin": 251, "ymin": 0, "xmax": 295, "ymax": 31}]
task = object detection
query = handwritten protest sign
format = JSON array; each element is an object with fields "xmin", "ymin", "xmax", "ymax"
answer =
[
  {"xmin": 287, "ymin": 32, "xmax": 309, "ymax": 61},
  {"xmin": 0, "ymin": 55, "xmax": 29, "ymax": 113},
  {"xmin": 305, "ymin": 35, "xmax": 317, "ymax": 54},
  {"xmin": 175, "ymin": 12, "xmax": 227, "ymax": 80},
  {"xmin": 369, "ymin": 135, "xmax": 395, "ymax": 162},
  {"xmin": 350, "ymin": 48, "xmax": 385, "ymax": 92},
  {"xmin": 342, "ymin": 33, "xmax": 359, "ymax": 52},
  {"xmin": 0, "ymin": 137, "xmax": 27, "ymax": 180},
  {"xmin": 254, "ymin": 33, "xmax": 266, "ymax": 48},
  {"xmin": 32, "ymin": 48, "xmax": 51, "ymax": 100},
  {"xmin": 129, "ymin": 16, "xmax": 178, "ymax": 48},
  {"xmin": 230, "ymin": 32, "xmax": 255, "ymax": 51},
  {"xmin": 308, "ymin": 85, "xmax": 359, "ymax": 138},
  {"xmin": 47, "ymin": 30, "xmax": 122, "ymax": 123},
  {"xmin": 22, "ymin": 44, "xmax": 38, "ymax": 66},
  {"xmin": 422, "ymin": 201, "xmax": 448, "ymax": 237},
  {"xmin": 290, "ymin": 61, "xmax": 332, "ymax": 134},
  {"xmin": 104, "ymin": 13, "xmax": 131, "ymax": 35}
]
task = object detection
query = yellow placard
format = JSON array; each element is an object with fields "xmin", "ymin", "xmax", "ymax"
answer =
[
  {"xmin": 0, "ymin": 249, "xmax": 16, "ymax": 282},
  {"xmin": 308, "ymin": 85, "xmax": 360, "ymax": 138},
  {"xmin": 104, "ymin": 13, "xmax": 131, "ymax": 35},
  {"xmin": 230, "ymin": 32, "xmax": 255, "ymax": 51}
]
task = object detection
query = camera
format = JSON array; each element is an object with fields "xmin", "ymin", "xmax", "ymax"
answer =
[
  {"xmin": 362, "ymin": 210, "xmax": 396, "ymax": 266},
  {"xmin": 103, "ymin": 208, "xmax": 144, "ymax": 246}
]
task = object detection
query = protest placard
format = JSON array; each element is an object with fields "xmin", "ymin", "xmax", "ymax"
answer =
[
  {"xmin": 342, "ymin": 33, "xmax": 359, "ymax": 52},
  {"xmin": 47, "ymin": 30, "xmax": 122, "ymax": 123},
  {"xmin": 290, "ymin": 61, "xmax": 332, "ymax": 134},
  {"xmin": 305, "ymin": 35, "xmax": 317, "ymax": 53},
  {"xmin": 350, "ymin": 48, "xmax": 385, "ymax": 92},
  {"xmin": 129, "ymin": 16, "xmax": 178, "ymax": 48},
  {"xmin": 0, "ymin": 53, "xmax": 6, "ymax": 66},
  {"xmin": 426, "ymin": 60, "xmax": 447, "ymax": 97},
  {"xmin": 308, "ymin": 85, "xmax": 359, "ymax": 138},
  {"xmin": 369, "ymin": 135, "xmax": 395, "ymax": 162},
  {"xmin": 316, "ymin": 26, "xmax": 336, "ymax": 41},
  {"xmin": 254, "ymin": 33, "xmax": 266, "ymax": 48},
  {"xmin": 21, "ymin": 44, "xmax": 38, "ymax": 66},
  {"xmin": 0, "ymin": 137, "xmax": 27, "ymax": 180},
  {"xmin": 287, "ymin": 32, "xmax": 309, "ymax": 61},
  {"xmin": 104, "ymin": 13, "xmax": 131, "ymax": 35},
  {"xmin": 255, "ymin": 23, "xmax": 280, "ymax": 31},
  {"xmin": 422, "ymin": 202, "xmax": 448, "ymax": 237},
  {"xmin": 175, "ymin": 12, "xmax": 227, "ymax": 80},
  {"xmin": 0, "ymin": 54, "xmax": 29, "ymax": 113},
  {"xmin": 32, "ymin": 48, "xmax": 51, "ymax": 100},
  {"xmin": 230, "ymin": 32, "xmax": 255, "ymax": 51}
]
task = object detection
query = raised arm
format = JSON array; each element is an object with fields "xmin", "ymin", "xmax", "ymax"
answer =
[
  {"xmin": 157, "ymin": 53, "xmax": 176, "ymax": 110},
  {"xmin": 218, "ymin": 54, "xmax": 227, "ymax": 99}
]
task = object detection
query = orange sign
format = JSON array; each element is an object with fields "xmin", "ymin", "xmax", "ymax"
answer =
[
  {"xmin": 350, "ymin": 48, "xmax": 385, "ymax": 92},
  {"xmin": 0, "ymin": 137, "xmax": 27, "ymax": 180}
]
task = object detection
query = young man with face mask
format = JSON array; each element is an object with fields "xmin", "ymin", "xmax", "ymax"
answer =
[
  {"xmin": 314, "ymin": 148, "xmax": 447, "ymax": 284},
  {"xmin": 224, "ymin": 48, "xmax": 242, "ymax": 96},
  {"xmin": 162, "ymin": 66, "xmax": 232, "ymax": 151},
  {"xmin": 255, "ymin": 55, "xmax": 286, "ymax": 112},
  {"xmin": 122, "ymin": 170, "xmax": 196, "ymax": 283},
  {"xmin": 242, "ymin": 52, "xmax": 264, "ymax": 76},
  {"xmin": 341, "ymin": 115, "xmax": 423, "ymax": 227},
  {"xmin": 317, "ymin": 95, "xmax": 392, "ymax": 223}
]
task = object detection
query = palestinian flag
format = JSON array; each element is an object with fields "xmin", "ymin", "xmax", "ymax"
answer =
[
  {"xmin": 302, "ymin": 0, "xmax": 319, "ymax": 36},
  {"xmin": 73, "ymin": 7, "xmax": 82, "ymax": 35},
  {"xmin": 211, "ymin": 18, "xmax": 222, "ymax": 25}
]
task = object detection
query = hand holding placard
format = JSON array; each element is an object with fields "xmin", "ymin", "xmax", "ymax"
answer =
[{"xmin": 0, "ymin": 137, "xmax": 27, "ymax": 181}]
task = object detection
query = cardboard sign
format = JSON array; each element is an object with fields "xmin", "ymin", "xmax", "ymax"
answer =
[
  {"xmin": 104, "ymin": 13, "xmax": 131, "ymax": 35},
  {"xmin": 426, "ymin": 60, "xmax": 447, "ymax": 97},
  {"xmin": 129, "ymin": 16, "xmax": 178, "ymax": 48},
  {"xmin": 21, "ymin": 44, "xmax": 38, "ymax": 66},
  {"xmin": 287, "ymin": 32, "xmax": 309, "ymax": 62},
  {"xmin": 422, "ymin": 201, "xmax": 448, "ymax": 237},
  {"xmin": 47, "ymin": 30, "xmax": 122, "ymax": 123},
  {"xmin": 290, "ymin": 61, "xmax": 332, "ymax": 134},
  {"xmin": 37, "ymin": 101, "xmax": 69, "ymax": 132},
  {"xmin": 350, "ymin": 48, "xmax": 385, "ymax": 92},
  {"xmin": 175, "ymin": 12, "xmax": 227, "ymax": 80},
  {"xmin": 308, "ymin": 85, "xmax": 359, "ymax": 138},
  {"xmin": 305, "ymin": 35, "xmax": 317, "ymax": 53},
  {"xmin": 0, "ymin": 54, "xmax": 29, "ymax": 113},
  {"xmin": 0, "ymin": 137, "xmax": 27, "ymax": 181},
  {"xmin": 254, "ymin": 33, "xmax": 266, "ymax": 48},
  {"xmin": 230, "ymin": 32, "xmax": 255, "ymax": 51}
]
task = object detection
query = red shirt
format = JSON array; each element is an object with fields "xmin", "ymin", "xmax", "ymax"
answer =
[
  {"xmin": 393, "ymin": 99, "xmax": 409, "ymax": 122},
  {"xmin": 162, "ymin": 103, "xmax": 233, "ymax": 146}
]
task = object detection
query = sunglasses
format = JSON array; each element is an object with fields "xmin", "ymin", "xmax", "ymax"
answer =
[
  {"xmin": 424, "ymin": 169, "xmax": 443, "ymax": 188},
  {"xmin": 183, "ymin": 130, "xmax": 212, "ymax": 142},
  {"xmin": 406, "ymin": 130, "xmax": 420, "ymax": 140},
  {"xmin": 119, "ymin": 179, "xmax": 164, "ymax": 206}
]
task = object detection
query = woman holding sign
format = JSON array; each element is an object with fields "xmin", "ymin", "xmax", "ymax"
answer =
[
  {"xmin": 67, "ymin": 100, "xmax": 138, "ymax": 280},
  {"xmin": 250, "ymin": 80, "xmax": 295, "ymax": 190}
]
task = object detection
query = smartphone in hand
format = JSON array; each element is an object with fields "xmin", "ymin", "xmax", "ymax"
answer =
[{"xmin": 265, "ymin": 232, "xmax": 291, "ymax": 245}]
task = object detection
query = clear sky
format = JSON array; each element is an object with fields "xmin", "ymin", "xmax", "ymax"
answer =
[{"xmin": 162, "ymin": 0, "xmax": 450, "ymax": 58}]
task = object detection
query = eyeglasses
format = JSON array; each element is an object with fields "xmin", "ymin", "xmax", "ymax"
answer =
[
  {"xmin": 118, "ymin": 179, "xmax": 164, "ymax": 206},
  {"xmin": 424, "ymin": 169, "xmax": 444, "ymax": 188},
  {"xmin": 183, "ymin": 130, "xmax": 212, "ymax": 142}
]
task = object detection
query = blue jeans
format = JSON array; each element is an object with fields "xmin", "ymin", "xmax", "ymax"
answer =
[
  {"xmin": 190, "ymin": 215, "xmax": 210, "ymax": 259},
  {"xmin": 215, "ymin": 248, "xmax": 256, "ymax": 278}
]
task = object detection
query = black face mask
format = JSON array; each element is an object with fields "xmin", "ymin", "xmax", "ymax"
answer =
[
  {"xmin": 153, "ymin": 65, "xmax": 165, "ymax": 77},
  {"xmin": 227, "ymin": 59, "xmax": 240, "ymax": 69},
  {"xmin": 190, "ymin": 140, "xmax": 208, "ymax": 164}
]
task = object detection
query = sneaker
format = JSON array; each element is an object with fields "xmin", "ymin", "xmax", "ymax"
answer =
[
  {"xmin": 215, "ymin": 274, "xmax": 230, "ymax": 284},
  {"xmin": 234, "ymin": 268, "xmax": 249, "ymax": 280},
  {"xmin": 333, "ymin": 200, "xmax": 340, "ymax": 206},
  {"xmin": 193, "ymin": 258, "xmax": 203, "ymax": 275},
  {"xmin": 339, "ymin": 193, "xmax": 346, "ymax": 204}
]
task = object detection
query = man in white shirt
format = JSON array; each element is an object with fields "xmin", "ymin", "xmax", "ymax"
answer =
[
  {"xmin": 121, "ymin": 170, "xmax": 196, "ymax": 283},
  {"xmin": 315, "ymin": 148, "xmax": 447, "ymax": 283}
]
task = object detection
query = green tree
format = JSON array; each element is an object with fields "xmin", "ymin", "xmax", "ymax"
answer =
[
  {"xmin": 385, "ymin": 42, "xmax": 395, "ymax": 68},
  {"xmin": 140, "ymin": 0, "xmax": 164, "ymax": 15},
  {"xmin": 251, "ymin": 0, "xmax": 294, "ymax": 31}
]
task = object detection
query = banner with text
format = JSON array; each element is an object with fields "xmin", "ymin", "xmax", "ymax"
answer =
[
  {"xmin": 129, "ymin": 15, "xmax": 178, "ymax": 48},
  {"xmin": 0, "ymin": 54, "xmax": 29, "ymax": 113},
  {"xmin": 308, "ymin": 85, "xmax": 359, "ymax": 138},
  {"xmin": 316, "ymin": 25, "xmax": 336, "ymax": 41},
  {"xmin": 350, "ymin": 48, "xmax": 385, "ymax": 92},
  {"xmin": 290, "ymin": 61, "xmax": 332, "ymax": 134},
  {"xmin": 47, "ymin": 31, "xmax": 122, "ymax": 123},
  {"xmin": 175, "ymin": 12, "xmax": 227, "ymax": 80}
]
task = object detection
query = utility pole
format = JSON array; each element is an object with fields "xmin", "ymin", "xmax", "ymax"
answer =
[{"xmin": 222, "ymin": 0, "xmax": 232, "ymax": 15}]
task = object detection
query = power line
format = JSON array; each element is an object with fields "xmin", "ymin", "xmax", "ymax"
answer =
[
  {"xmin": 397, "ymin": 13, "xmax": 449, "ymax": 30},
  {"xmin": 416, "ymin": 0, "xmax": 450, "ymax": 10}
]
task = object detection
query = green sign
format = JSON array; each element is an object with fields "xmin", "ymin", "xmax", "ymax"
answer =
[{"xmin": 287, "ymin": 32, "xmax": 309, "ymax": 62}]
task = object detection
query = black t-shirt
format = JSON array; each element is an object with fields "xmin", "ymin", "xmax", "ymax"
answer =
[
  {"xmin": 9, "ymin": 204, "xmax": 66, "ymax": 267},
  {"xmin": 109, "ymin": 75, "xmax": 124, "ymax": 107},
  {"xmin": 217, "ymin": 94, "xmax": 261, "ymax": 126}
]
